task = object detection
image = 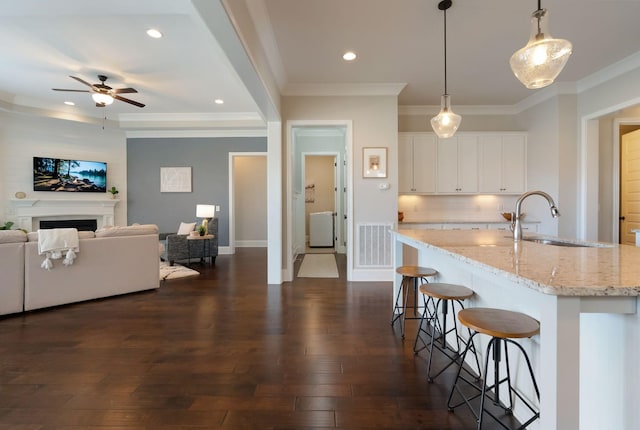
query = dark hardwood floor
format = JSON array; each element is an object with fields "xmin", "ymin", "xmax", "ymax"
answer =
[{"xmin": 0, "ymin": 249, "xmax": 507, "ymax": 429}]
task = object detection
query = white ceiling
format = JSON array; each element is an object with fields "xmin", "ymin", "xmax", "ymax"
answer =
[{"xmin": 1, "ymin": 0, "xmax": 640, "ymax": 128}]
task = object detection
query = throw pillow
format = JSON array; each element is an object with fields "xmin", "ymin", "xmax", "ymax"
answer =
[{"xmin": 177, "ymin": 222, "xmax": 196, "ymax": 235}]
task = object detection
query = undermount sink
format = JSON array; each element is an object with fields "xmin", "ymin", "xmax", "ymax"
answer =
[{"xmin": 521, "ymin": 237, "xmax": 610, "ymax": 248}]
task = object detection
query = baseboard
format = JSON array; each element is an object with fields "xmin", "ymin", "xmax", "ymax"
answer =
[
  {"xmin": 349, "ymin": 267, "xmax": 394, "ymax": 282},
  {"xmin": 235, "ymin": 240, "xmax": 267, "ymax": 248}
]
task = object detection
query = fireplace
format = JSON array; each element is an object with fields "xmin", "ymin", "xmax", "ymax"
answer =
[
  {"xmin": 10, "ymin": 198, "xmax": 118, "ymax": 232},
  {"xmin": 40, "ymin": 219, "xmax": 98, "ymax": 231}
]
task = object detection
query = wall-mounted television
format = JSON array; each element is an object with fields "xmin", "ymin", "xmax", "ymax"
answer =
[{"xmin": 33, "ymin": 157, "xmax": 107, "ymax": 192}]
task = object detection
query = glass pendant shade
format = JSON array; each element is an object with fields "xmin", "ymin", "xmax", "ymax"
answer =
[
  {"xmin": 92, "ymin": 92, "xmax": 114, "ymax": 105},
  {"xmin": 510, "ymin": 8, "xmax": 572, "ymax": 89},
  {"xmin": 431, "ymin": 95, "xmax": 461, "ymax": 138}
]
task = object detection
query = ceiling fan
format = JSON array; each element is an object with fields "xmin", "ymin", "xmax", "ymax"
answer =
[{"xmin": 52, "ymin": 75, "xmax": 145, "ymax": 108}]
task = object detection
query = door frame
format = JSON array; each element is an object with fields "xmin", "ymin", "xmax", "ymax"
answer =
[
  {"xmin": 612, "ymin": 118, "xmax": 640, "ymax": 242},
  {"xmin": 285, "ymin": 120, "xmax": 353, "ymax": 282}
]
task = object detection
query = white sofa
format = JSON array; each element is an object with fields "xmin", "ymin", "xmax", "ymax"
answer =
[
  {"xmin": 18, "ymin": 225, "xmax": 160, "ymax": 312},
  {"xmin": 0, "ymin": 231, "xmax": 27, "ymax": 316}
]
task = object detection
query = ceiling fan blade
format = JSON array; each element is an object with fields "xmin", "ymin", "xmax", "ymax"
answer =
[
  {"xmin": 69, "ymin": 75, "xmax": 96, "ymax": 89},
  {"xmin": 52, "ymin": 88, "xmax": 90, "ymax": 92},
  {"xmin": 114, "ymin": 95, "xmax": 145, "ymax": 108},
  {"xmin": 113, "ymin": 88, "xmax": 138, "ymax": 94}
]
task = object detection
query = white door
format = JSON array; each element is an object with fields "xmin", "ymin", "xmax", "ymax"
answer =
[{"xmin": 620, "ymin": 129, "xmax": 640, "ymax": 245}]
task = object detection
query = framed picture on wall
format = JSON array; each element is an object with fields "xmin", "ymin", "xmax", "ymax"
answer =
[
  {"xmin": 362, "ymin": 147, "xmax": 387, "ymax": 178},
  {"xmin": 160, "ymin": 167, "xmax": 192, "ymax": 192}
]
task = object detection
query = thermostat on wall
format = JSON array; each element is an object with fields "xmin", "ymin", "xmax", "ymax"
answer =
[{"xmin": 378, "ymin": 183, "xmax": 390, "ymax": 190}]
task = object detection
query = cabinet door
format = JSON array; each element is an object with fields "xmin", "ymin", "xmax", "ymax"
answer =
[
  {"xmin": 478, "ymin": 136, "xmax": 503, "ymax": 193},
  {"xmin": 457, "ymin": 136, "xmax": 478, "ymax": 193},
  {"xmin": 501, "ymin": 135, "xmax": 526, "ymax": 193},
  {"xmin": 437, "ymin": 137, "xmax": 459, "ymax": 192},
  {"xmin": 412, "ymin": 134, "xmax": 437, "ymax": 193},
  {"xmin": 398, "ymin": 134, "xmax": 414, "ymax": 193}
]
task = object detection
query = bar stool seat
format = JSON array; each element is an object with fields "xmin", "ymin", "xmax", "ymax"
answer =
[
  {"xmin": 413, "ymin": 283, "xmax": 481, "ymax": 383},
  {"xmin": 448, "ymin": 308, "xmax": 540, "ymax": 430},
  {"xmin": 390, "ymin": 266, "xmax": 437, "ymax": 338}
]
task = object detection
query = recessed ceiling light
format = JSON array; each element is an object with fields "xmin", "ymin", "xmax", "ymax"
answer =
[
  {"xmin": 146, "ymin": 29, "xmax": 163, "ymax": 39},
  {"xmin": 64, "ymin": 101, "xmax": 75, "ymax": 106},
  {"xmin": 343, "ymin": 51, "xmax": 357, "ymax": 61},
  {"xmin": 214, "ymin": 99, "xmax": 224, "ymax": 105}
]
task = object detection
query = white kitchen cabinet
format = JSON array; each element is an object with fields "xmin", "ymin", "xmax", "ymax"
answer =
[
  {"xmin": 399, "ymin": 133, "xmax": 437, "ymax": 193},
  {"xmin": 478, "ymin": 134, "xmax": 527, "ymax": 194},
  {"xmin": 436, "ymin": 135, "xmax": 478, "ymax": 193}
]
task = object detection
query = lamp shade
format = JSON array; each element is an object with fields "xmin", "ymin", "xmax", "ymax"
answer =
[
  {"xmin": 430, "ymin": 95, "xmax": 461, "ymax": 138},
  {"xmin": 510, "ymin": 8, "xmax": 572, "ymax": 89},
  {"xmin": 91, "ymin": 92, "xmax": 114, "ymax": 105},
  {"xmin": 196, "ymin": 204, "xmax": 216, "ymax": 218}
]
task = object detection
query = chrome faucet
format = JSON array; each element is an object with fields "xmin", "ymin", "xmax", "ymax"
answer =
[{"xmin": 512, "ymin": 191, "xmax": 560, "ymax": 241}]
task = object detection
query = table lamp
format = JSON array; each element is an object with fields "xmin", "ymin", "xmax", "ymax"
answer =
[{"xmin": 196, "ymin": 204, "xmax": 216, "ymax": 235}]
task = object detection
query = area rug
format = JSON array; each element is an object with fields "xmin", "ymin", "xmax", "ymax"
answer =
[
  {"xmin": 159, "ymin": 261, "xmax": 199, "ymax": 281},
  {"xmin": 297, "ymin": 254, "xmax": 339, "ymax": 278}
]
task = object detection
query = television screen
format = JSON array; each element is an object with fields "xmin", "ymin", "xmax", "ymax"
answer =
[{"xmin": 33, "ymin": 157, "xmax": 107, "ymax": 192}]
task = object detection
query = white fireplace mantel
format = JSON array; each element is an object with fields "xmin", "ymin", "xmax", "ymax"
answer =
[{"xmin": 10, "ymin": 198, "xmax": 119, "ymax": 231}]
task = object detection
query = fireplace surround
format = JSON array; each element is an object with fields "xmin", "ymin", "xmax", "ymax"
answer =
[{"xmin": 10, "ymin": 198, "xmax": 118, "ymax": 232}]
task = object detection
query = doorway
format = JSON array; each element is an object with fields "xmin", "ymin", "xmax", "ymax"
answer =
[
  {"xmin": 304, "ymin": 154, "xmax": 337, "ymax": 253},
  {"xmin": 229, "ymin": 152, "xmax": 268, "ymax": 254},
  {"xmin": 619, "ymin": 127, "xmax": 640, "ymax": 244}
]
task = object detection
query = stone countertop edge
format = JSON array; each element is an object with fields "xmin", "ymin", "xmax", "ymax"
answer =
[
  {"xmin": 394, "ymin": 229, "xmax": 640, "ymax": 297},
  {"xmin": 399, "ymin": 219, "xmax": 541, "ymax": 224}
]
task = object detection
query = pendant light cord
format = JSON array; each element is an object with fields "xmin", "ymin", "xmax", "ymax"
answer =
[{"xmin": 443, "ymin": 7, "xmax": 448, "ymax": 95}]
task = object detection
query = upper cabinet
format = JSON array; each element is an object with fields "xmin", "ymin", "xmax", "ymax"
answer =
[
  {"xmin": 437, "ymin": 135, "xmax": 478, "ymax": 193},
  {"xmin": 478, "ymin": 134, "xmax": 527, "ymax": 194},
  {"xmin": 399, "ymin": 132, "xmax": 526, "ymax": 195},
  {"xmin": 399, "ymin": 133, "xmax": 437, "ymax": 193}
]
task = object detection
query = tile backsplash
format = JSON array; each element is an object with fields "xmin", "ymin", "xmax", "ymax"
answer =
[{"xmin": 398, "ymin": 194, "xmax": 519, "ymax": 222}]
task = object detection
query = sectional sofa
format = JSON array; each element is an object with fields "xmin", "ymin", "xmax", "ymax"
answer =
[{"xmin": 0, "ymin": 224, "xmax": 160, "ymax": 315}]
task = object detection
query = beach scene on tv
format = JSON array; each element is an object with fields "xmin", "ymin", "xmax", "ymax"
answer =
[{"xmin": 33, "ymin": 157, "xmax": 107, "ymax": 192}]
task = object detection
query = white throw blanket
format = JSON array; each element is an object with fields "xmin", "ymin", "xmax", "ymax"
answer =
[{"xmin": 37, "ymin": 228, "xmax": 80, "ymax": 270}]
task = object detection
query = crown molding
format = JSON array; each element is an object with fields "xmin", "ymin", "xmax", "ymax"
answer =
[
  {"xmin": 282, "ymin": 83, "xmax": 407, "ymax": 97},
  {"xmin": 125, "ymin": 129, "xmax": 267, "ymax": 138},
  {"xmin": 577, "ymin": 50, "xmax": 640, "ymax": 94},
  {"xmin": 399, "ymin": 104, "xmax": 518, "ymax": 116}
]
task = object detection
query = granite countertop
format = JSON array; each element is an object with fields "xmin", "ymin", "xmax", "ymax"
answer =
[{"xmin": 395, "ymin": 228, "xmax": 640, "ymax": 297}]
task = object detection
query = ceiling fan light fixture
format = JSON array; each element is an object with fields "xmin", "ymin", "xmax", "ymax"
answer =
[
  {"xmin": 92, "ymin": 93, "xmax": 114, "ymax": 105},
  {"xmin": 510, "ymin": 4, "xmax": 572, "ymax": 89}
]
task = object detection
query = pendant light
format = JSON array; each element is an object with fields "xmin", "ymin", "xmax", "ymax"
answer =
[
  {"xmin": 510, "ymin": 0, "xmax": 572, "ymax": 89},
  {"xmin": 431, "ymin": 0, "xmax": 461, "ymax": 139}
]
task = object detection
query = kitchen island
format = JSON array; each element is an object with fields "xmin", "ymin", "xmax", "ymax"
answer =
[{"xmin": 393, "ymin": 228, "xmax": 640, "ymax": 430}]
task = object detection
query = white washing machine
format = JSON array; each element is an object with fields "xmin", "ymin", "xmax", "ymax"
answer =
[{"xmin": 309, "ymin": 211, "xmax": 334, "ymax": 247}]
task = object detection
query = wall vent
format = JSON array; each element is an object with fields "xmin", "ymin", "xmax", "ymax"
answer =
[{"xmin": 356, "ymin": 223, "xmax": 393, "ymax": 268}]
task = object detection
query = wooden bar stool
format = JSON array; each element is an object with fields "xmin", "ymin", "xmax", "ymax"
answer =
[
  {"xmin": 448, "ymin": 308, "xmax": 540, "ymax": 430},
  {"xmin": 413, "ymin": 283, "xmax": 481, "ymax": 383},
  {"xmin": 390, "ymin": 266, "xmax": 437, "ymax": 338}
]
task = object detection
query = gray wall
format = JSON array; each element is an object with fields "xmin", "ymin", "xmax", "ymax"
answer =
[{"xmin": 127, "ymin": 137, "xmax": 267, "ymax": 246}]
